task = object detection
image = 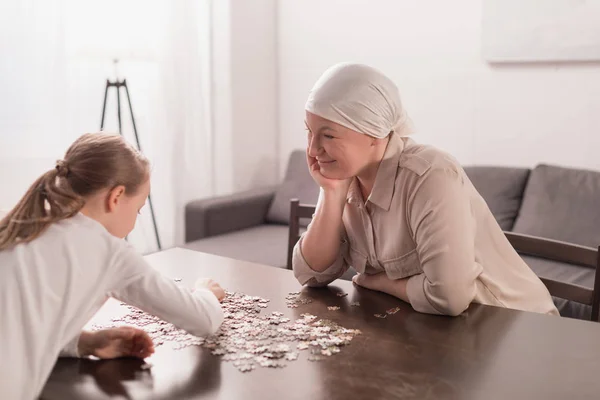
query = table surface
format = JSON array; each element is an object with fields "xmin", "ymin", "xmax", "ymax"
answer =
[{"xmin": 41, "ymin": 248, "xmax": 600, "ymax": 400}]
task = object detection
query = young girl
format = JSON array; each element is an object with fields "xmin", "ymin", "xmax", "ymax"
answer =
[{"xmin": 0, "ymin": 133, "xmax": 226, "ymax": 400}]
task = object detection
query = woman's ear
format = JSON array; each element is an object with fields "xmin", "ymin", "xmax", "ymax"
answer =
[{"xmin": 106, "ymin": 185, "xmax": 126, "ymax": 213}]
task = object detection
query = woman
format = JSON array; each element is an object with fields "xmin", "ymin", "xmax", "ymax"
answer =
[
  {"xmin": 0, "ymin": 133, "xmax": 225, "ymax": 399},
  {"xmin": 292, "ymin": 63, "xmax": 558, "ymax": 317}
]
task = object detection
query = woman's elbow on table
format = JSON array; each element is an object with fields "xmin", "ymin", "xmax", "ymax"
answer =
[
  {"xmin": 432, "ymin": 282, "xmax": 476, "ymax": 316},
  {"xmin": 293, "ymin": 265, "xmax": 334, "ymax": 288},
  {"xmin": 304, "ymin": 276, "xmax": 335, "ymax": 288},
  {"xmin": 409, "ymin": 274, "xmax": 476, "ymax": 316},
  {"xmin": 291, "ymin": 240, "xmax": 342, "ymax": 288}
]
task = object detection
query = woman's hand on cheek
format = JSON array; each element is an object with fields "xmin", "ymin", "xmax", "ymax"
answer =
[{"xmin": 306, "ymin": 151, "xmax": 352, "ymax": 195}]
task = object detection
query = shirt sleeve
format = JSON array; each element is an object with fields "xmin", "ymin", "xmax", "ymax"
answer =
[
  {"xmin": 292, "ymin": 233, "xmax": 350, "ymax": 287},
  {"xmin": 58, "ymin": 333, "xmax": 81, "ymax": 358},
  {"xmin": 108, "ymin": 246, "xmax": 224, "ymax": 338},
  {"xmin": 405, "ymin": 168, "xmax": 483, "ymax": 316}
]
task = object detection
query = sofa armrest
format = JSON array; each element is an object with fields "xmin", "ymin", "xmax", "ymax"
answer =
[{"xmin": 185, "ymin": 185, "xmax": 279, "ymax": 242}]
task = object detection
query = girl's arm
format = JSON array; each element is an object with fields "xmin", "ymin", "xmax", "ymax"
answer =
[{"xmin": 108, "ymin": 247, "xmax": 224, "ymax": 338}]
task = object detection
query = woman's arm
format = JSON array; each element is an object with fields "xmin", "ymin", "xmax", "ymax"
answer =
[
  {"xmin": 299, "ymin": 189, "xmax": 347, "ymax": 271},
  {"xmin": 292, "ymin": 189, "xmax": 350, "ymax": 287},
  {"xmin": 405, "ymin": 168, "xmax": 482, "ymax": 316},
  {"xmin": 352, "ymin": 272, "xmax": 410, "ymax": 303},
  {"xmin": 352, "ymin": 169, "xmax": 479, "ymax": 316}
]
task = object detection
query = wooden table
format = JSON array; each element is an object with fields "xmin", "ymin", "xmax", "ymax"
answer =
[{"xmin": 41, "ymin": 248, "xmax": 600, "ymax": 400}]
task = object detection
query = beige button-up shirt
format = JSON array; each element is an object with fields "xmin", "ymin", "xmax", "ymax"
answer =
[{"xmin": 293, "ymin": 134, "xmax": 559, "ymax": 317}]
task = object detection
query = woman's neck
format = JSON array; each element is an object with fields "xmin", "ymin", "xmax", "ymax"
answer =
[
  {"xmin": 356, "ymin": 136, "xmax": 391, "ymax": 201},
  {"xmin": 357, "ymin": 167, "xmax": 377, "ymax": 202}
]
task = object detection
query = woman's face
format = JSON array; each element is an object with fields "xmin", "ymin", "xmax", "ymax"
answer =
[{"xmin": 305, "ymin": 111, "xmax": 382, "ymax": 180}]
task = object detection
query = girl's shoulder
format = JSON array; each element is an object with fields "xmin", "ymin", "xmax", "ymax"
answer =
[{"xmin": 48, "ymin": 213, "xmax": 131, "ymax": 255}]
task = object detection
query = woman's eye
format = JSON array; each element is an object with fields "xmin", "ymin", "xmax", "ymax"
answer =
[{"xmin": 324, "ymin": 134, "xmax": 334, "ymax": 139}]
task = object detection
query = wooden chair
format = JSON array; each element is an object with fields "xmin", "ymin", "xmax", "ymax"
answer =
[
  {"xmin": 287, "ymin": 199, "xmax": 317, "ymax": 270},
  {"xmin": 505, "ymin": 231, "xmax": 600, "ymax": 322}
]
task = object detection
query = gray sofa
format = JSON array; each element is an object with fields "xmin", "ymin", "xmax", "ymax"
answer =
[
  {"xmin": 184, "ymin": 150, "xmax": 600, "ymax": 319},
  {"xmin": 184, "ymin": 150, "xmax": 317, "ymax": 268}
]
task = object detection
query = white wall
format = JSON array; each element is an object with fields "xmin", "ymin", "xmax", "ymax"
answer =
[
  {"xmin": 277, "ymin": 0, "xmax": 600, "ymax": 174},
  {"xmin": 213, "ymin": 0, "xmax": 279, "ymax": 194}
]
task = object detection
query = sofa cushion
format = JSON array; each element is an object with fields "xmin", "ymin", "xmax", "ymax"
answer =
[
  {"xmin": 184, "ymin": 225, "xmax": 292, "ymax": 268},
  {"xmin": 512, "ymin": 164, "xmax": 600, "ymax": 247},
  {"xmin": 463, "ymin": 166, "xmax": 530, "ymax": 230},
  {"xmin": 266, "ymin": 150, "xmax": 320, "ymax": 225},
  {"xmin": 521, "ymin": 255, "xmax": 595, "ymax": 320},
  {"xmin": 183, "ymin": 224, "xmax": 357, "ymax": 281}
]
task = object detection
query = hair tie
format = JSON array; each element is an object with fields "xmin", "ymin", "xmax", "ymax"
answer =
[{"xmin": 55, "ymin": 159, "xmax": 69, "ymax": 177}]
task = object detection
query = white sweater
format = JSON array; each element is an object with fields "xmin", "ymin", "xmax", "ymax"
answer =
[{"xmin": 0, "ymin": 213, "xmax": 224, "ymax": 400}]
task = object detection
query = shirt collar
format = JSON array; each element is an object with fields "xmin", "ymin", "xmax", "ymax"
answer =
[{"xmin": 346, "ymin": 133, "xmax": 405, "ymax": 211}]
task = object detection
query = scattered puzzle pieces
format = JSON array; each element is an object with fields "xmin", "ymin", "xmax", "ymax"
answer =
[{"xmin": 92, "ymin": 290, "xmax": 361, "ymax": 373}]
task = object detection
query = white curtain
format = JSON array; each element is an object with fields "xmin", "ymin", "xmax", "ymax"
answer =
[
  {"xmin": 155, "ymin": 0, "xmax": 214, "ymax": 252},
  {"xmin": 0, "ymin": 0, "xmax": 213, "ymax": 253}
]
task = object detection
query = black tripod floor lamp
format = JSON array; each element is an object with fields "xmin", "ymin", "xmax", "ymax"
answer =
[{"xmin": 99, "ymin": 70, "xmax": 162, "ymax": 250}]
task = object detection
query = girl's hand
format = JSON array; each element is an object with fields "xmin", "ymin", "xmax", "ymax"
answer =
[
  {"xmin": 79, "ymin": 327, "xmax": 154, "ymax": 359},
  {"xmin": 195, "ymin": 278, "xmax": 226, "ymax": 302}
]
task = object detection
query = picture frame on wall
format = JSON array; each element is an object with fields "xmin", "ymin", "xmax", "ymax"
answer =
[{"xmin": 482, "ymin": 0, "xmax": 600, "ymax": 63}]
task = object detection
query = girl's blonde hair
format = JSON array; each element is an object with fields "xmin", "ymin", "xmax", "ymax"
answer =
[{"xmin": 0, "ymin": 133, "xmax": 149, "ymax": 250}]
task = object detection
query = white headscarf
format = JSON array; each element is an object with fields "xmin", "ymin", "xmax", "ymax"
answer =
[{"xmin": 305, "ymin": 63, "xmax": 413, "ymax": 139}]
